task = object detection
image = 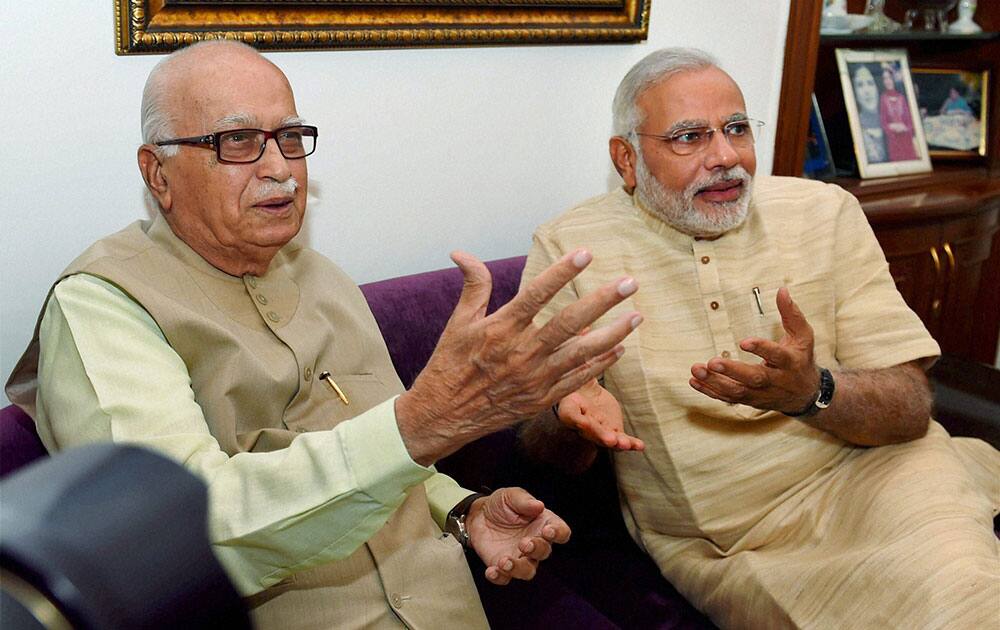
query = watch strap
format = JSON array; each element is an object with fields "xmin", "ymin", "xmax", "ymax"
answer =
[
  {"xmin": 784, "ymin": 367, "xmax": 835, "ymax": 417},
  {"xmin": 445, "ymin": 492, "xmax": 486, "ymax": 548}
]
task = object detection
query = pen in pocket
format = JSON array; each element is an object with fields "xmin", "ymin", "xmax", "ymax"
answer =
[
  {"xmin": 752, "ymin": 287, "xmax": 764, "ymax": 316},
  {"xmin": 319, "ymin": 371, "xmax": 350, "ymax": 405}
]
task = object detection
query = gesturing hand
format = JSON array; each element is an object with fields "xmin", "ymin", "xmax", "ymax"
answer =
[
  {"xmin": 689, "ymin": 287, "xmax": 820, "ymax": 414},
  {"xmin": 465, "ymin": 487, "xmax": 571, "ymax": 586},
  {"xmin": 396, "ymin": 249, "xmax": 642, "ymax": 466},
  {"xmin": 557, "ymin": 378, "xmax": 644, "ymax": 451}
]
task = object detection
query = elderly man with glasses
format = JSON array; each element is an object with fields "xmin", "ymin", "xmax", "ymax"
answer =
[
  {"xmin": 6, "ymin": 40, "xmax": 645, "ymax": 629},
  {"xmin": 521, "ymin": 47, "xmax": 999, "ymax": 629}
]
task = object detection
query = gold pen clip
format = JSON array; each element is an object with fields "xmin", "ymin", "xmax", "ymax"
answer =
[
  {"xmin": 752, "ymin": 286, "xmax": 764, "ymax": 316},
  {"xmin": 318, "ymin": 371, "xmax": 350, "ymax": 405}
]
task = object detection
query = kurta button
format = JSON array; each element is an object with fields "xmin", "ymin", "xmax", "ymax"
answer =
[
  {"xmin": 304, "ymin": 367, "xmax": 313, "ymax": 381},
  {"xmin": 721, "ymin": 350, "xmax": 731, "ymax": 358},
  {"xmin": 267, "ymin": 311, "xmax": 280, "ymax": 323},
  {"xmin": 710, "ymin": 301, "xmax": 719, "ymax": 310},
  {"xmin": 247, "ymin": 276, "xmax": 258, "ymax": 288},
  {"xmin": 391, "ymin": 593, "xmax": 403, "ymax": 609},
  {"xmin": 256, "ymin": 294, "xmax": 269, "ymax": 305},
  {"xmin": 701, "ymin": 256, "xmax": 710, "ymax": 264}
]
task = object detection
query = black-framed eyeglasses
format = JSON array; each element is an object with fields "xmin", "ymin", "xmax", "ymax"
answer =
[
  {"xmin": 633, "ymin": 119, "xmax": 764, "ymax": 156},
  {"xmin": 155, "ymin": 125, "xmax": 318, "ymax": 164}
]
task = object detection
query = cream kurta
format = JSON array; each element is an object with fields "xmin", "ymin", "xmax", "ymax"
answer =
[{"xmin": 524, "ymin": 177, "xmax": 1000, "ymax": 629}]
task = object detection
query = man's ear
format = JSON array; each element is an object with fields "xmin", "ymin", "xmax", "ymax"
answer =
[
  {"xmin": 609, "ymin": 136, "xmax": 638, "ymax": 192},
  {"xmin": 137, "ymin": 145, "xmax": 172, "ymax": 211}
]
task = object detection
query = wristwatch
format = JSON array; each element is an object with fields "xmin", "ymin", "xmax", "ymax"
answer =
[
  {"xmin": 784, "ymin": 367, "xmax": 835, "ymax": 417},
  {"xmin": 445, "ymin": 493, "xmax": 486, "ymax": 548}
]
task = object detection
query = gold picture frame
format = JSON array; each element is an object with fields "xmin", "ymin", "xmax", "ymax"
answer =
[
  {"xmin": 911, "ymin": 67, "xmax": 990, "ymax": 160},
  {"xmin": 114, "ymin": 0, "xmax": 650, "ymax": 55}
]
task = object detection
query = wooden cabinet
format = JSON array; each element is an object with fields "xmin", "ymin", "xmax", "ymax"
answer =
[
  {"xmin": 774, "ymin": 1, "xmax": 1000, "ymax": 364},
  {"xmin": 867, "ymin": 190, "xmax": 1000, "ymax": 360},
  {"xmin": 877, "ymin": 221, "xmax": 942, "ymax": 332}
]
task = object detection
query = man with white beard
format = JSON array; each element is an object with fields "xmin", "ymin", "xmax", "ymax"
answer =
[{"xmin": 520, "ymin": 47, "xmax": 999, "ymax": 629}]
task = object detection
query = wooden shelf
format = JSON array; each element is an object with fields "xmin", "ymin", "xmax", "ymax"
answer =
[
  {"xmin": 774, "ymin": 0, "xmax": 1000, "ymax": 364},
  {"xmin": 774, "ymin": 1, "xmax": 999, "ymax": 178},
  {"xmin": 843, "ymin": 168, "xmax": 1000, "ymax": 224},
  {"xmin": 820, "ymin": 31, "xmax": 998, "ymax": 43}
]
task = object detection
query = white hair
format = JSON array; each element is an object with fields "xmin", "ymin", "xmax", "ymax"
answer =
[
  {"xmin": 140, "ymin": 40, "xmax": 262, "ymax": 157},
  {"xmin": 612, "ymin": 47, "xmax": 720, "ymax": 137},
  {"xmin": 139, "ymin": 40, "xmax": 264, "ymax": 211}
]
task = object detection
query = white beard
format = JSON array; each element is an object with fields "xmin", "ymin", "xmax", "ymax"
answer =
[{"xmin": 633, "ymin": 156, "xmax": 753, "ymax": 238}]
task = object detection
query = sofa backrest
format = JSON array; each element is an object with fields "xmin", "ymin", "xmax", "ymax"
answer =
[{"xmin": 359, "ymin": 256, "xmax": 528, "ymax": 389}]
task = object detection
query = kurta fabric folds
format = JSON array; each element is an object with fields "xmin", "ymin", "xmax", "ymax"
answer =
[
  {"xmin": 523, "ymin": 176, "xmax": 1000, "ymax": 629},
  {"xmin": 7, "ymin": 214, "xmax": 488, "ymax": 630}
]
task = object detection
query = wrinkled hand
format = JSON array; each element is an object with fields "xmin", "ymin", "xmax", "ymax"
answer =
[
  {"xmin": 557, "ymin": 379, "xmax": 644, "ymax": 451},
  {"xmin": 689, "ymin": 287, "xmax": 819, "ymax": 414},
  {"xmin": 466, "ymin": 487, "xmax": 571, "ymax": 586},
  {"xmin": 396, "ymin": 249, "xmax": 642, "ymax": 465}
]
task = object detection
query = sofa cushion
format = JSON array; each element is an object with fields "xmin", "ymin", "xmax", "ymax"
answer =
[{"xmin": 0, "ymin": 404, "xmax": 47, "ymax": 477}]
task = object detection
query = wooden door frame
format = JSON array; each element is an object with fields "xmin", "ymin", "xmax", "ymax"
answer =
[{"xmin": 772, "ymin": 0, "xmax": 823, "ymax": 176}]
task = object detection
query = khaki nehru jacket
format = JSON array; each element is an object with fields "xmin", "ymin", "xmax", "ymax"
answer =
[{"xmin": 7, "ymin": 215, "xmax": 487, "ymax": 630}]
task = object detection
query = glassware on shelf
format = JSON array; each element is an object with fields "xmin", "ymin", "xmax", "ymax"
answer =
[
  {"xmin": 863, "ymin": 0, "xmax": 902, "ymax": 33},
  {"xmin": 900, "ymin": 0, "xmax": 958, "ymax": 32},
  {"xmin": 822, "ymin": 0, "xmax": 874, "ymax": 34}
]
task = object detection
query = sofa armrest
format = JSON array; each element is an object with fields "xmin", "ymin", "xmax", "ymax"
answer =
[{"xmin": 929, "ymin": 354, "xmax": 1000, "ymax": 449}]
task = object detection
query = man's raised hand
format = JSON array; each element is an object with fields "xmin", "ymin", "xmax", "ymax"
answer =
[
  {"xmin": 689, "ymin": 287, "xmax": 819, "ymax": 413},
  {"xmin": 396, "ymin": 249, "xmax": 641, "ymax": 465}
]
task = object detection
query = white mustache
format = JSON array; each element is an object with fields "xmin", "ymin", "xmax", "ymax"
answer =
[
  {"xmin": 249, "ymin": 177, "xmax": 299, "ymax": 204},
  {"xmin": 689, "ymin": 166, "xmax": 752, "ymax": 196}
]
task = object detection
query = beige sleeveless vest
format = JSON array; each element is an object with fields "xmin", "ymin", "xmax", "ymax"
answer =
[{"xmin": 7, "ymin": 215, "xmax": 488, "ymax": 630}]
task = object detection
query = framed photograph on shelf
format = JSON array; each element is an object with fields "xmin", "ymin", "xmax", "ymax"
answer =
[
  {"xmin": 911, "ymin": 68, "xmax": 990, "ymax": 159},
  {"xmin": 835, "ymin": 48, "xmax": 932, "ymax": 179},
  {"xmin": 804, "ymin": 94, "xmax": 837, "ymax": 179}
]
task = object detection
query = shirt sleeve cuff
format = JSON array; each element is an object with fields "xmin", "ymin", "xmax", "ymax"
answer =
[
  {"xmin": 338, "ymin": 395, "xmax": 434, "ymax": 506},
  {"xmin": 424, "ymin": 473, "xmax": 477, "ymax": 530}
]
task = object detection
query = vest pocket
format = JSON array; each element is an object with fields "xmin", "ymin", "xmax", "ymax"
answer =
[{"xmin": 310, "ymin": 372, "xmax": 391, "ymax": 428}]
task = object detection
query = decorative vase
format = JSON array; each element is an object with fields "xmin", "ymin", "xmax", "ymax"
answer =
[{"xmin": 949, "ymin": 0, "xmax": 983, "ymax": 33}]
